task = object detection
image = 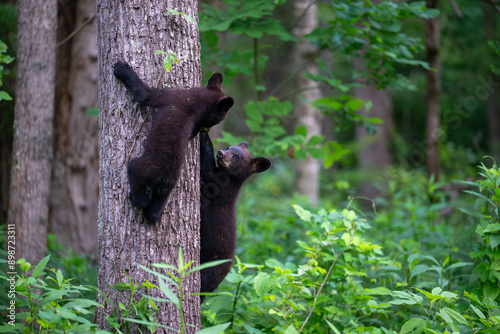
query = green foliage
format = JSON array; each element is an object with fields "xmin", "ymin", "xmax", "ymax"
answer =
[
  {"xmin": 460, "ymin": 159, "xmax": 500, "ymax": 302},
  {"xmin": 489, "ymin": 40, "xmax": 500, "ymax": 75},
  {"xmin": 155, "ymin": 49, "xmax": 180, "ymax": 73},
  {"xmin": 0, "ymin": 256, "xmax": 109, "ymax": 334},
  {"xmin": 309, "ymin": 0, "xmax": 437, "ymax": 89},
  {"xmin": 199, "ymin": 0, "xmax": 438, "ymax": 172},
  {"xmin": 102, "ymin": 247, "xmax": 231, "ymax": 333},
  {"xmin": 199, "ymin": 0, "xmax": 293, "ymax": 41},
  {"xmin": 166, "ymin": 8, "xmax": 195, "ymax": 23},
  {"xmin": 85, "ymin": 107, "xmax": 99, "ymax": 116},
  {"xmin": 0, "ymin": 39, "xmax": 14, "ymax": 101},
  {"xmin": 202, "ymin": 205, "xmax": 399, "ymax": 333},
  {"xmin": 99, "ymin": 272, "xmax": 162, "ymax": 333}
]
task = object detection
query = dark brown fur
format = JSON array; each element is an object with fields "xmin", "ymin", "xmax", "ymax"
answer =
[
  {"xmin": 114, "ymin": 61, "xmax": 234, "ymax": 222},
  {"xmin": 199, "ymin": 131, "xmax": 271, "ymax": 300}
]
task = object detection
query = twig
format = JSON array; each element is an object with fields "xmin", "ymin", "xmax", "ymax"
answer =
[
  {"xmin": 291, "ymin": 0, "xmax": 319, "ymax": 31},
  {"xmin": 56, "ymin": 13, "xmax": 96, "ymax": 48},
  {"xmin": 448, "ymin": 0, "xmax": 463, "ymax": 18},
  {"xmin": 482, "ymin": 0, "xmax": 500, "ymax": 14},
  {"xmin": 298, "ymin": 228, "xmax": 356, "ymax": 333}
]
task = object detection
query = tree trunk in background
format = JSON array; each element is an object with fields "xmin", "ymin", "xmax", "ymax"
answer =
[
  {"xmin": 425, "ymin": 0, "xmax": 441, "ymax": 179},
  {"xmin": 50, "ymin": 0, "xmax": 99, "ymax": 253},
  {"xmin": 354, "ymin": 81, "xmax": 394, "ymax": 198},
  {"xmin": 95, "ymin": 1, "xmax": 201, "ymax": 332},
  {"xmin": 7, "ymin": 0, "xmax": 57, "ymax": 264},
  {"xmin": 484, "ymin": 6, "xmax": 500, "ymax": 155},
  {"xmin": 292, "ymin": 0, "xmax": 322, "ymax": 205}
]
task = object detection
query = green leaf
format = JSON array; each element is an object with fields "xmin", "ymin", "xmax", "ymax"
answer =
[
  {"xmin": 0, "ymin": 91, "xmax": 12, "ymax": 101},
  {"xmin": 400, "ymin": 318, "xmax": 425, "ymax": 334},
  {"xmin": 325, "ymin": 320, "xmax": 341, "ymax": 334},
  {"xmin": 0, "ymin": 323, "xmax": 26, "ymax": 332},
  {"xmin": 470, "ymin": 304, "xmax": 486, "ymax": 319},
  {"xmin": 163, "ymin": 57, "xmax": 173, "ymax": 72},
  {"xmin": 284, "ymin": 325, "xmax": 299, "ymax": 334},
  {"xmin": 39, "ymin": 289, "xmax": 70, "ymax": 306},
  {"xmin": 253, "ymin": 272, "xmax": 274, "ymax": 297},
  {"xmin": 441, "ymin": 307, "xmax": 468, "ymax": 324},
  {"xmin": 293, "ymin": 205, "xmax": 312, "ymax": 223},
  {"xmin": 483, "ymin": 223, "xmax": 500, "ymax": 233},
  {"xmin": 484, "ymin": 282, "xmax": 500, "ymax": 300},
  {"xmin": 124, "ymin": 318, "xmax": 176, "ymax": 331},
  {"xmin": 246, "ymin": 119, "xmax": 261, "ymax": 132},
  {"xmin": 306, "ymin": 147, "xmax": 326, "ymax": 159},
  {"xmin": 459, "ymin": 208, "xmax": 485, "ymax": 219},
  {"xmin": 463, "ymin": 190, "xmax": 496, "ymax": 207},
  {"xmin": 158, "ymin": 278, "xmax": 179, "ymax": 307},
  {"xmin": 314, "ymin": 97, "xmax": 343, "ymax": 110},
  {"xmin": 306, "ymin": 135, "xmax": 324, "ymax": 146},
  {"xmin": 187, "ymin": 259, "xmax": 232, "ymax": 274},
  {"xmin": 345, "ymin": 98, "xmax": 365, "ymax": 111},
  {"xmin": 85, "ymin": 107, "xmax": 99, "ymax": 116},
  {"xmin": 444, "ymin": 262, "xmax": 474, "ymax": 272},
  {"xmin": 196, "ymin": 322, "xmax": 231, "ymax": 334},
  {"xmin": 137, "ymin": 263, "xmax": 177, "ymax": 285},
  {"xmin": 490, "ymin": 235, "xmax": 500, "ymax": 249},
  {"xmin": 295, "ymin": 125, "xmax": 307, "ymax": 137},
  {"xmin": 32, "ymin": 255, "xmax": 50, "ymax": 278}
]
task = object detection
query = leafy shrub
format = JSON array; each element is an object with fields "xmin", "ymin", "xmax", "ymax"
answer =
[
  {"xmin": 0, "ymin": 256, "xmax": 109, "ymax": 334},
  {"xmin": 202, "ymin": 205, "xmax": 399, "ymax": 333},
  {"xmin": 460, "ymin": 159, "xmax": 500, "ymax": 301}
]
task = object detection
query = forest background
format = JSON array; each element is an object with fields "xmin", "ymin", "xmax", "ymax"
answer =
[{"xmin": 0, "ymin": 0, "xmax": 500, "ymax": 333}]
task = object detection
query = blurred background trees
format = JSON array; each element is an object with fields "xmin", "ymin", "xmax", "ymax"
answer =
[{"xmin": 1, "ymin": 0, "xmax": 497, "ymax": 254}]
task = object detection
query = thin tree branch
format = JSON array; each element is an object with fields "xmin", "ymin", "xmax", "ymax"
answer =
[
  {"xmin": 291, "ymin": 0, "xmax": 319, "ymax": 31},
  {"xmin": 56, "ymin": 13, "xmax": 96, "ymax": 48},
  {"xmin": 448, "ymin": 0, "xmax": 463, "ymax": 18},
  {"xmin": 487, "ymin": 0, "xmax": 500, "ymax": 14},
  {"xmin": 298, "ymin": 228, "xmax": 356, "ymax": 333},
  {"xmin": 279, "ymin": 85, "xmax": 322, "ymax": 101}
]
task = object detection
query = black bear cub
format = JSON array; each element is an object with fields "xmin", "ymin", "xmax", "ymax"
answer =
[
  {"xmin": 199, "ymin": 131, "xmax": 271, "ymax": 300},
  {"xmin": 114, "ymin": 61, "xmax": 234, "ymax": 222}
]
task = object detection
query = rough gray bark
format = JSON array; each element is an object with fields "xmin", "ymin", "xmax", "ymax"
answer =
[
  {"xmin": 8, "ymin": 0, "xmax": 57, "ymax": 264},
  {"xmin": 425, "ymin": 0, "xmax": 441, "ymax": 179},
  {"xmin": 292, "ymin": 0, "xmax": 322, "ymax": 205},
  {"xmin": 95, "ymin": 1, "xmax": 201, "ymax": 332},
  {"xmin": 50, "ymin": 0, "xmax": 99, "ymax": 253}
]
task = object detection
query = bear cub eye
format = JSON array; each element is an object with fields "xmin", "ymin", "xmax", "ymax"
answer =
[{"xmin": 233, "ymin": 154, "xmax": 240, "ymax": 161}]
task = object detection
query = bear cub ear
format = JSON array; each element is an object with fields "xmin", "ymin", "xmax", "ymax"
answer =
[
  {"xmin": 216, "ymin": 96, "xmax": 234, "ymax": 113},
  {"xmin": 252, "ymin": 157, "xmax": 272, "ymax": 174},
  {"xmin": 237, "ymin": 142, "xmax": 248, "ymax": 149},
  {"xmin": 207, "ymin": 73, "xmax": 224, "ymax": 91}
]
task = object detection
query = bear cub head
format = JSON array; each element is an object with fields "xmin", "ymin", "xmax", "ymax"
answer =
[
  {"xmin": 216, "ymin": 142, "xmax": 272, "ymax": 182},
  {"xmin": 198, "ymin": 73, "xmax": 234, "ymax": 131}
]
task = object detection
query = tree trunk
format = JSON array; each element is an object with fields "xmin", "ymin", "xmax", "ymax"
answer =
[
  {"xmin": 484, "ymin": 6, "xmax": 500, "ymax": 155},
  {"xmin": 425, "ymin": 0, "xmax": 441, "ymax": 179},
  {"xmin": 50, "ymin": 0, "xmax": 99, "ymax": 253},
  {"xmin": 355, "ymin": 86, "xmax": 394, "ymax": 169},
  {"xmin": 95, "ymin": 1, "xmax": 201, "ymax": 332},
  {"xmin": 354, "ymin": 81, "xmax": 394, "ymax": 199},
  {"xmin": 7, "ymin": 0, "xmax": 57, "ymax": 264},
  {"xmin": 292, "ymin": 0, "xmax": 322, "ymax": 205}
]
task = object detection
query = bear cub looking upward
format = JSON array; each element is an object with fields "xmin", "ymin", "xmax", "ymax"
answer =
[
  {"xmin": 114, "ymin": 61, "xmax": 234, "ymax": 222},
  {"xmin": 199, "ymin": 131, "xmax": 271, "ymax": 299}
]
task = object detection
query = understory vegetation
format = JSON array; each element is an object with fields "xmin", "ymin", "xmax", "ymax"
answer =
[{"xmin": 1, "ymin": 159, "xmax": 499, "ymax": 333}]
